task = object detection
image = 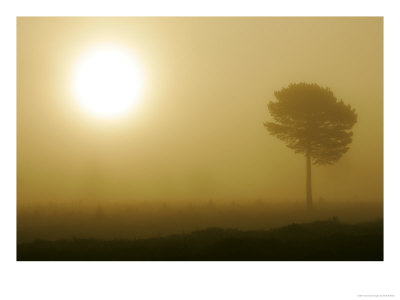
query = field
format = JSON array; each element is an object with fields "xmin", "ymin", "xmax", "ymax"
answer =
[
  {"xmin": 17, "ymin": 200, "xmax": 382, "ymax": 242},
  {"xmin": 18, "ymin": 218, "xmax": 383, "ymax": 261},
  {"xmin": 17, "ymin": 200, "xmax": 383, "ymax": 261}
]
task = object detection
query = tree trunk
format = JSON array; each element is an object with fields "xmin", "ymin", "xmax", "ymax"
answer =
[{"xmin": 306, "ymin": 152, "xmax": 312, "ymax": 209}]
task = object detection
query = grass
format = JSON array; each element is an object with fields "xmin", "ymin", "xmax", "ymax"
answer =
[{"xmin": 17, "ymin": 218, "xmax": 383, "ymax": 261}]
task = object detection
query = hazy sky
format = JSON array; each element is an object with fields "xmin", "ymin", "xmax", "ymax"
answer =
[{"xmin": 17, "ymin": 17, "xmax": 383, "ymax": 204}]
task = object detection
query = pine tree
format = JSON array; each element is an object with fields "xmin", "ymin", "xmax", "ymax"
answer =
[{"xmin": 264, "ymin": 83, "xmax": 357, "ymax": 209}]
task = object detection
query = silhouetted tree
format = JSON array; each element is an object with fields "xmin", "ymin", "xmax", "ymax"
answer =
[{"xmin": 264, "ymin": 83, "xmax": 357, "ymax": 209}]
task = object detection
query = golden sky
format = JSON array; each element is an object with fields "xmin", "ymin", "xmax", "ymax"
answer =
[{"xmin": 17, "ymin": 17, "xmax": 383, "ymax": 204}]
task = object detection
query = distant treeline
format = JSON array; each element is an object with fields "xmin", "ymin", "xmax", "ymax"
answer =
[{"xmin": 18, "ymin": 218, "xmax": 383, "ymax": 261}]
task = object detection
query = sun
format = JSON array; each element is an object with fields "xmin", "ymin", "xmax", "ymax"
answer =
[{"xmin": 72, "ymin": 44, "xmax": 144, "ymax": 119}]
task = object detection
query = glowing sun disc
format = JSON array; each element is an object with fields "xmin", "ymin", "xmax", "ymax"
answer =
[{"xmin": 72, "ymin": 45, "xmax": 143, "ymax": 118}]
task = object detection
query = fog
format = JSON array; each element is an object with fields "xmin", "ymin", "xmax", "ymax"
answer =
[{"xmin": 17, "ymin": 18, "xmax": 383, "ymax": 241}]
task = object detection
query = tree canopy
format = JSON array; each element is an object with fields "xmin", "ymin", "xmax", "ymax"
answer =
[{"xmin": 264, "ymin": 83, "xmax": 357, "ymax": 165}]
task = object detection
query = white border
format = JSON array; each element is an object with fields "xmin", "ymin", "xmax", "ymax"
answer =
[{"xmin": 2, "ymin": 1, "xmax": 399, "ymax": 300}]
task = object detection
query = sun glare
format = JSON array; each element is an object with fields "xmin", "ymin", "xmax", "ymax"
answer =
[{"xmin": 72, "ymin": 45, "xmax": 143, "ymax": 119}]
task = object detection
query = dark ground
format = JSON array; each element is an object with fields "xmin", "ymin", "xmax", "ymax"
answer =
[{"xmin": 17, "ymin": 218, "xmax": 383, "ymax": 261}]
